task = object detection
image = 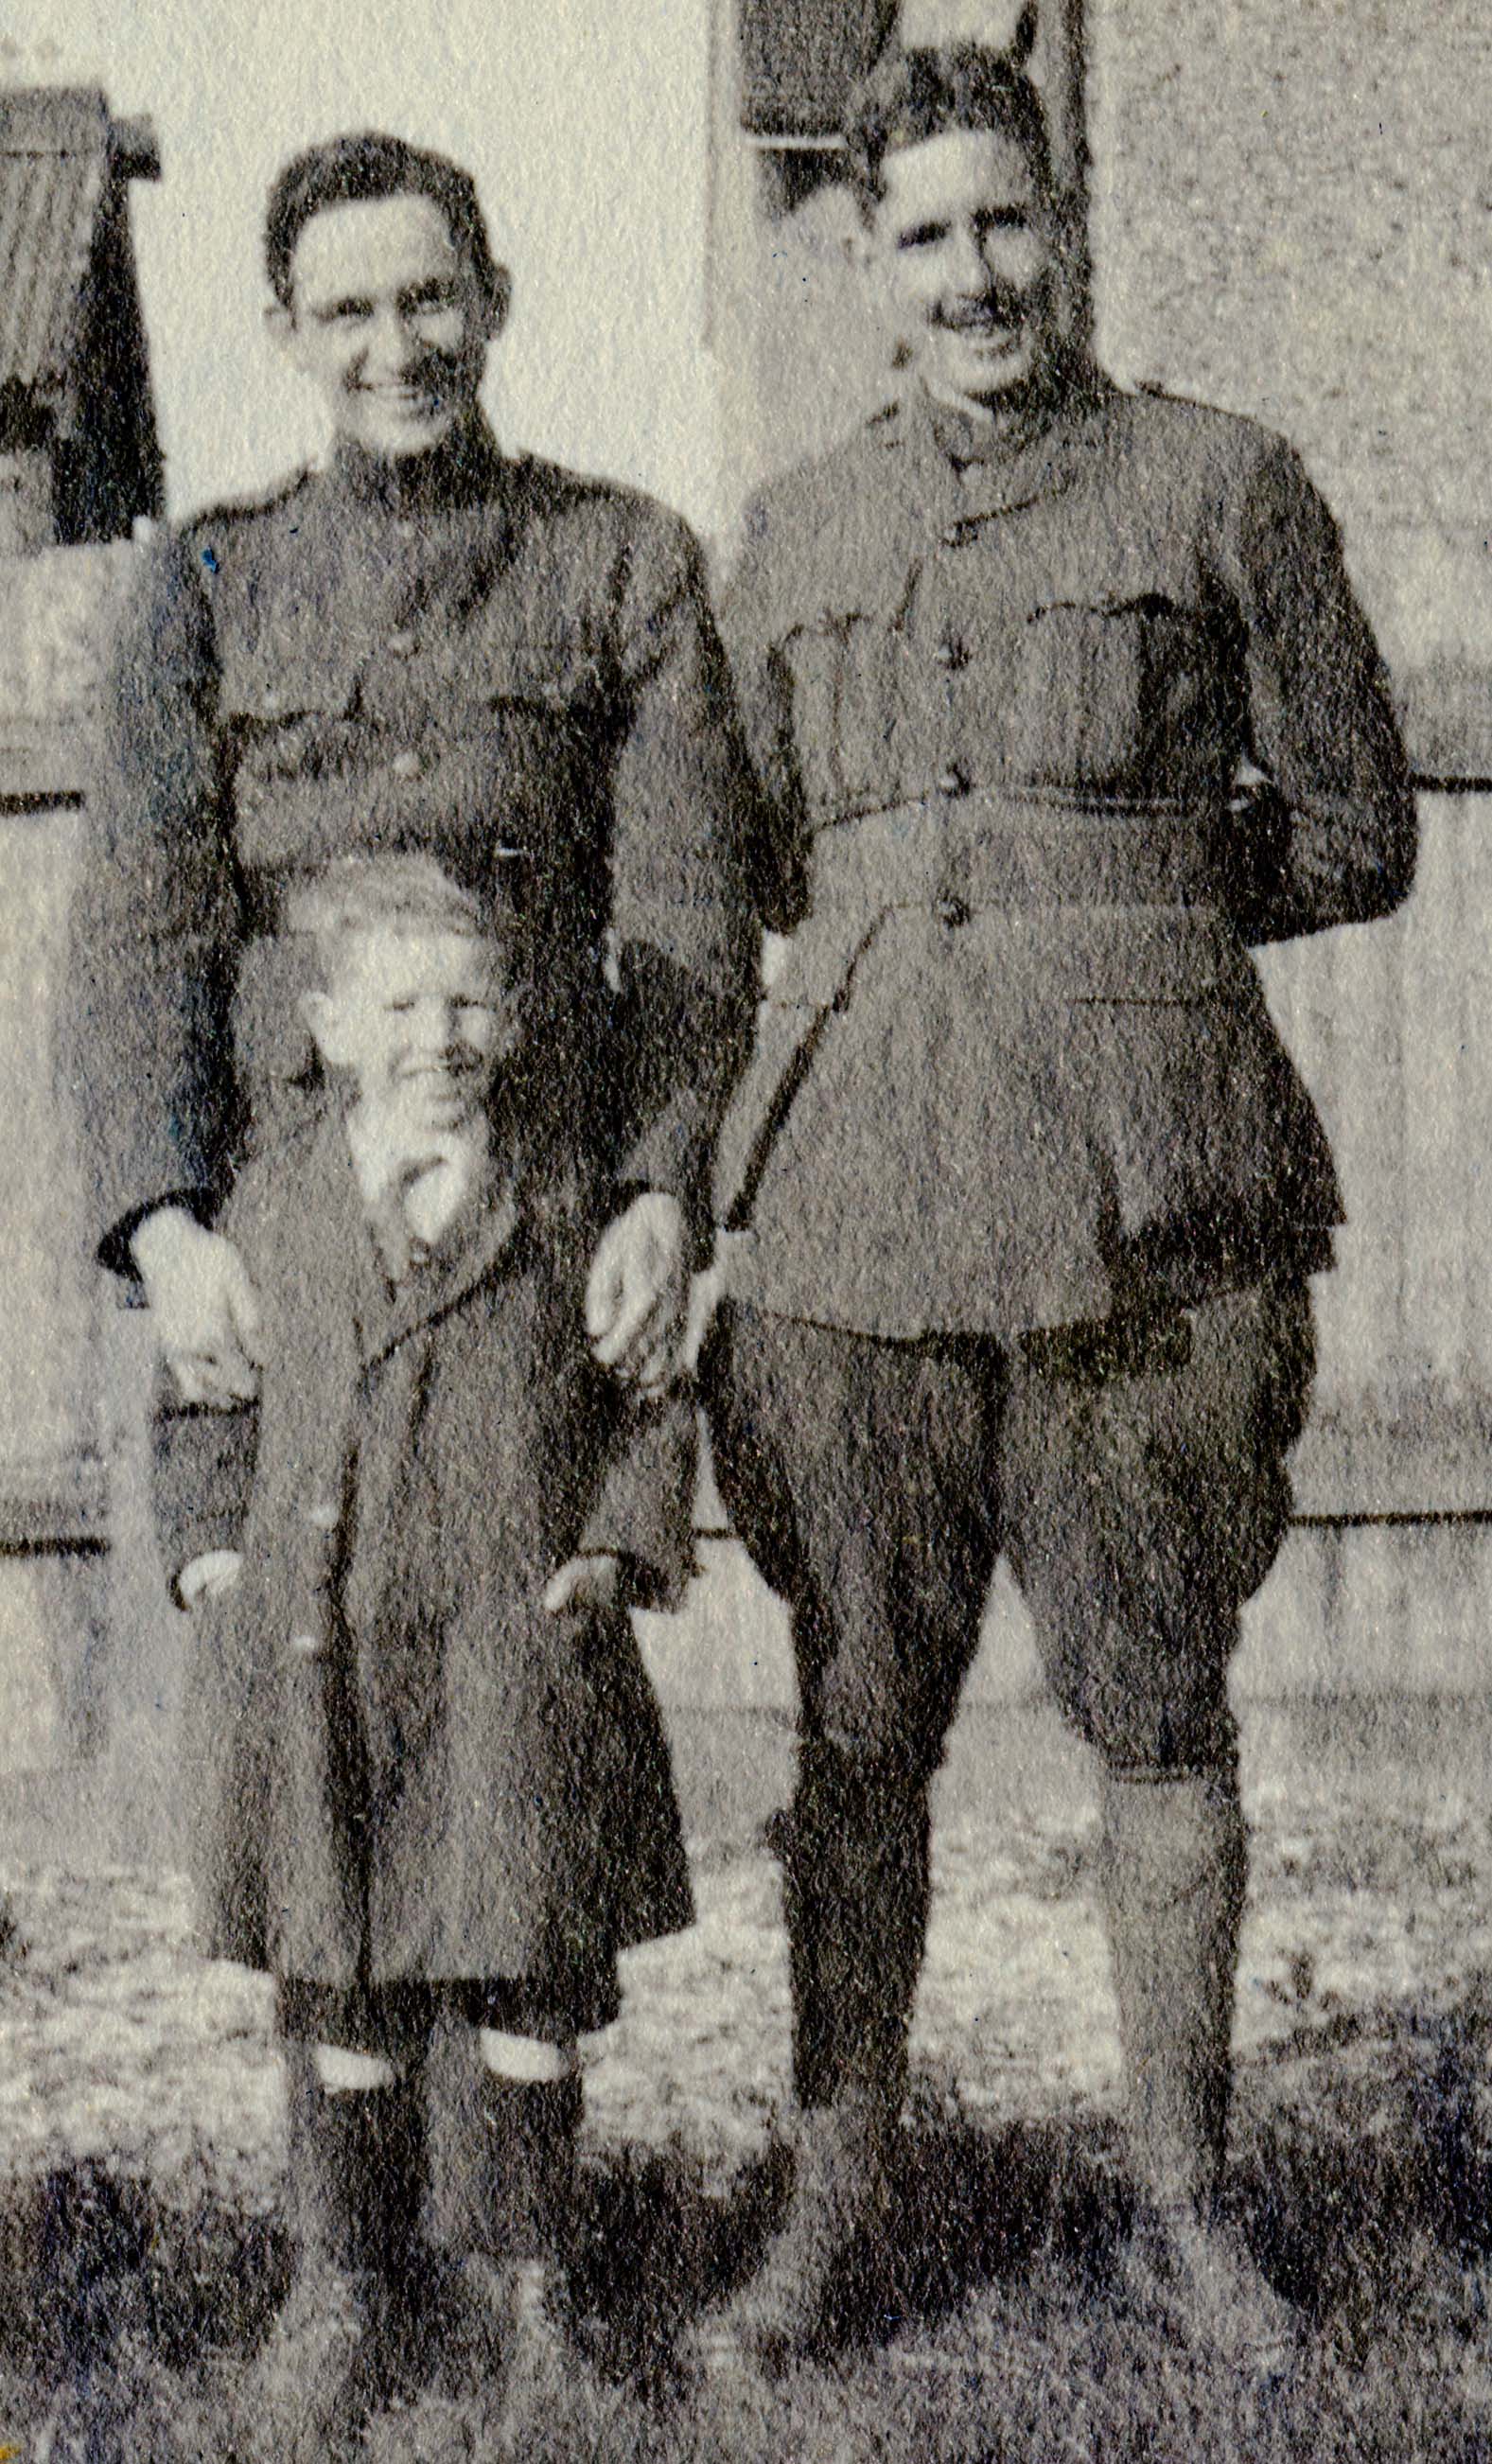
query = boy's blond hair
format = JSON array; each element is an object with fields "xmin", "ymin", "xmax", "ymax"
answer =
[{"xmin": 284, "ymin": 853, "xmax": 501, "ymax": 981}]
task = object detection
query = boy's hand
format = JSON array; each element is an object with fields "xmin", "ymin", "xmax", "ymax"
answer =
[
  {"xmin": 132, "ymin": 1209, "xmax": 264, "ymax": 1406},
  {"xmin": 176, "ymin": 1549, "xmax": 244, "ymax": 1609},
  {"xmin": 543, "ymin": 1553, "xmax": 623, "ymax": 1614},
  {"xmin": 585, "ymin": 1191, "xmax": 687, "ymax": 1393}
]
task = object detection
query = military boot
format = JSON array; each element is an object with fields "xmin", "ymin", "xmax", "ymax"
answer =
[
  {"xmin": 701, "ymin": 1747, "xmax": 920, "ymax": 2367},
  {"xmin": 1100, "ymin": 1770, "xmax": 1300, "ymax": 2378},
  {"xmin": 245, "ymin": 2044, "xmax": 423, "ymax": 2460}
]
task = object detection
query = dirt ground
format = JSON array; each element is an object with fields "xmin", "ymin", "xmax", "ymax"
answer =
[{"xmin": 3, "ymin": 1697, "xmax": 1492, "ymax": 2458}]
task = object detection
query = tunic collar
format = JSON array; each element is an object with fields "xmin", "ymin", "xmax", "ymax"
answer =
[
  {"xmin": 891, "ymin": 352, "xmax": 1115, "ymax": 520},
  {"xmin": 327, "ymin": 414, "xmax": 513, "ymax": 517}
]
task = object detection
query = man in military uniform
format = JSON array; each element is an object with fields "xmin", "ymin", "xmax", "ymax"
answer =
[
  {"xmin": 75, "ymin": 130, "xmax": 755, "ymax": 1403},
  {"xmin": 704, "ymin": 43, "xmax": 1415, "ymax": 2368},
  {"xmin": 69, "ymin": 131, "xmax": 756, "ymax": 2415}
]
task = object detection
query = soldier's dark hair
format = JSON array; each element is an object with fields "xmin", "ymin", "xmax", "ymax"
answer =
[
  {"xmin": 264, "ymin": 132, "xmax": 504, "ymax": 308},
  {"xmin": 845, "ymin": 36, "xmax": 1058, "ymax": 221}
]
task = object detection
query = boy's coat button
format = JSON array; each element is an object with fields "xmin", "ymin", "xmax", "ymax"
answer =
[
  {"xmin": 302, "ymin": 1501, "xmax": 339, "ymax": 1530},
  {"xmin": 391, "ymin": 748, "xmax": 424, "ymax": 781},
  {"xmin": 289, "ymin": 1630, "xmax": 324, "ymax": 1659}
]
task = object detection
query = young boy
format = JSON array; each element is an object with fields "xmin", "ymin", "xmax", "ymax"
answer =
[{"xmin": 158, "ymin": 853, "xmax": 695, "ymax": 2451}]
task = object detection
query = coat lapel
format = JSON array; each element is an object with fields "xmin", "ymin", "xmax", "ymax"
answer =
[{"xmin": 362, "ymin": 1173, "xmax": 524, "ymax": 1369}]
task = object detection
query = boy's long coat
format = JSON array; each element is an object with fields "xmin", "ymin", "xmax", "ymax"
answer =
[{"xmin": 174, "ymin": 1118, "xmax": 694, "ymax": 2029}]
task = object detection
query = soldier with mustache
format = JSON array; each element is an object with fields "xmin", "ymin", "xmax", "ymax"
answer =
[{"xmin": 703, "ymin": 38, "xmax": 1415, "ymax": 2372}]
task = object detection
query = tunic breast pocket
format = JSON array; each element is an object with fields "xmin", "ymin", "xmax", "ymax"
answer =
[
  {"xmin": 1010, "ymin": 593, "xmax": 1210, "ymax": 799},
  {"xmin": 219, "ymin": 642, "xmax": 360, "ymax": 781},
  {"xmin": 779, "ymin": 607, "xmax": 897, "ymax": 818}
]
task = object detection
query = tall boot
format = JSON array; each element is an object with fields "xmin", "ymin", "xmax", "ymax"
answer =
[
  {"xmin": 707, "ymin": 1747, "xmax": 922, "ymax": 2366},
  {"xmin": 1100, "ymin": 1769, "xmax": 1298, "ymax": 2374},
  {"xmin": 424, "ymin": 2018, "xmax": 583, "ymax": 2403},
  {"xmin": 247, "ymin": 2042, "xmax": 423, "ymax": 2459}
]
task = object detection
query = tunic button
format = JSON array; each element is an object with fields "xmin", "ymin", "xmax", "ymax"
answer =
[
  {"xmin": 387, "ymin": 630, "xmax": 417, "ymax": 657},
  {"xmin": 391, "ymin": 748, "xmax": 424, "ymax": 782},
  {"xmin": 934, "ymin": 637, "xmax": 970, "ymax": 672},
  {"xmin": 289, "ymin": 1631, "xmax": 323, "ymax": 1660},
  {"xmin": 395, "ymin": 519, "xmax": 418, "ymax": 543},
  {"xmin": 302, "ymin": 1501, "xmax": 339, "ymax": 1531},
  {"xmin": 937, "ymin": 765, "xmax": 970, "ymax": 797}
]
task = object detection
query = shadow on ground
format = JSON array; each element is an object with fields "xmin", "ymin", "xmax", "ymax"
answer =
[{"xmin": 6, "ymin": 2000, "xmax": 1492, "ymax": 2460}]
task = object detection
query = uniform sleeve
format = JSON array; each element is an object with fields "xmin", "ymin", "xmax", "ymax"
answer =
[
  {"xmin": 1222, "ymin": 435, "xmax": 1416, "ymax": 944},
  {"xmin": 149, "ymin": 1388, "xmax": 259, "ymax": 1593},
  {"xmin": 579, "ymin": 1385, "xmax": 697, "ymax": 1612},
  {"xmin": 606, "ymin": 509, "xmax": 762, "ymax": 1233},
  {"xmin": 715, "ymin": 492, "xmax": 814, "ymax": 937},
  {"xmin": 68, "ymin": 532, "xmax": 244, "ymax": 1266}
]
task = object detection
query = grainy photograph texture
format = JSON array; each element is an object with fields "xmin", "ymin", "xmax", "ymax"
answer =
[{"xmin": 0, "ymin": 2, "xmax": 1489, "ymax": 2458}]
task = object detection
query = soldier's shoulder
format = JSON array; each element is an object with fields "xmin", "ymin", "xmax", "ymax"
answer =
[
  {"xmin": 509, "ymin": 450, "xmax": 699, "ymax": 557},
  {"xmin": 1109, "ymin": 379, "xmax": 1293, "ymax": 479},
  {"xmin": 177, "ymin": 466, "xmax": 314, "ymax": 550},
  {"xmin": 741, "ymin": 406, "xmax": 898, "ymax": 540}
]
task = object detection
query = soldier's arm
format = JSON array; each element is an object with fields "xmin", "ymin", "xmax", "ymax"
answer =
[
  {"xmin": 715, "ymin": 493, "xmax": 814, "ymax": 938},
  {"xmin": 70, "ymin": 531, "xmax": 243, "ymax": 1266},
  {"xmin": 607, "ymin": 507, "xmax": 761, "ymax": 1241},
  {"xmin": 1222, "ymin": 434, "xmax": 1417, "ymax": 943},
  {"xmin": 575, "ymin": 1382, "xmax": 697, "ymax": 1612}
]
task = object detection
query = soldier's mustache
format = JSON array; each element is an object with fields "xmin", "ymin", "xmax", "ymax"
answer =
[{"xmin": 938, "ymin": 290, "xmax": 1036, "ymax": 332}]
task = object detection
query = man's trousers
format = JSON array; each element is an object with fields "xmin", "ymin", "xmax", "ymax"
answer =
[{"xmin": 702, "ymin": 1279, "xmax": 1314, "ymax": 2111}]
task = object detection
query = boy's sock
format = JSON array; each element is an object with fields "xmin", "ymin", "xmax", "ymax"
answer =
[
  {"xmin": 477, "ymin": 2027, "xmax": 581, "ymax": 2087},
  {"xmin": 313, "ymin": 2041, "xmax": 399, "ymax": 2094}
]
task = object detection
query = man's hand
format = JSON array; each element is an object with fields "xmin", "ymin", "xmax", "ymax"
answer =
[
  {"xmin": 542, "ymin": 1552, "xmax": 623, "ymax": 1614},
  {"xmin": 585, "ymin": 1191, "xmax": 687, "ymax": 1392},
  {"xmin": 131, "ymin": 1207, "xmax": 264, "ymax": 1406}
]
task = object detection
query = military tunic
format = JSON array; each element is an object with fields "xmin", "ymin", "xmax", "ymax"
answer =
[
  {"xmin": 72, "ymin": 421, "xmax": 758, "ymax": 1258},
  {"xmin": 714, "ymin": 371, "xmax": 1415, "ymax": 1335}
]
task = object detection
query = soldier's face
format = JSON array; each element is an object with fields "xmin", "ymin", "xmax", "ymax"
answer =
[
  {"xmin": 276, "ymin": 194, "xmax": 501, "ymax": 461},
  {"xmin": 303, "ymin": 927, "xmax": 508, "ymax": 1131},
  {"xmin": 868, "ymin": 127, "xmax": 1059, "ymax": 411}
]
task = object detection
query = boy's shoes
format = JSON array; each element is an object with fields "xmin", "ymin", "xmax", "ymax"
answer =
[
  {"xmin": 241, "ymin": 2260, "xmax": 394, "ymax": 2460},
  {"xmin": 1120, "ymin": 2198, "xmax": 1301, "ymax": 2381}
]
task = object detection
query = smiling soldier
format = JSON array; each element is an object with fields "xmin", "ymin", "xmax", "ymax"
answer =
[
  {"xmin": 75, "ymin": 132, "xmax": 755, "ymax": 1407},
  {"xmin": 703, "ymin": 41, "xmax": 1416, "ymax": 2371}
]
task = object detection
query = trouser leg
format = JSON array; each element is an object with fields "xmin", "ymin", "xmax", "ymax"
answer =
[
  {"xmin": 703, "ymin": 1305, "xmax": 996, "ymax": 2357},
  {"xmin": 781, "ymin": 1734, "xmax": 928, "ymax": 2116}
]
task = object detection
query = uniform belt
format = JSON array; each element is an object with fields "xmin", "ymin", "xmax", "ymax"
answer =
[{"xmin": 807, "ymin": 793, "xmax": 1220, "ymax": 922}]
